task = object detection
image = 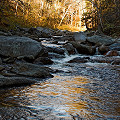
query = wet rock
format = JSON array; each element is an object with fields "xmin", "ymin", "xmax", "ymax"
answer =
[
  {"xmin": 73, "ymin": 32, "xmax": 86, "ymax": 42},
  {"xmin": 17, "ymin": 55, "xmax": 35, "ymax": 62},
  {"xmin": 98, "ymin": 45, "xmax": 109, "ymax": 55},
  {"xmin": 90, "ymin": 56, "xmax": 120, "ymax": 64},
  {"xmin": 20, "ymin": 27, "xmax": 29, "ymax": 32},
  {"xmin": 27, "ymin": 34, "xmax": 40, "ymax": 41},
  {"xmin": 0, "ymin": 76, "xmax": 36, "ymax": 87},
  {"xmin": 53, "ymin": 30, "xmax": 73, "ymax": 36},
  {"xmin": 0, "ymin": 58, "xmax": 2, "ymax": 64},
  {"xmin": 22, "ymin": 55, "xmax": 35, "ymax": 63},
  {"xmin": 68, "ymin": 57, "xmax": 88, "ymax": 63},
  {"xmin": 52, "ymin": 35, "xmax": 73, "ymax": 41},
  {"xmin": 28, "ymin": 27, "xmax": 42, "ymax": 38},
  {"xmin": 0, "ymin": 31, "xmax": 12, "ymax": 36},
  {"xmin": 109, "ymin": 43, "xmax": 120, "ymax": 51},
  {"xmin": 46, "ymin": 46, "xmax": 64, "ymax": 55},
  {"xmin": 86, "ymin": 31, "xmax": 95, "ymax": 37},
  {"xmin": 0, "ymin": 36, "xmax": 43, "ymax": 58},
  {"xmin": 105, "ymin": 50, "xmax": 119, "ymax": 57},
  {"xmin": 36, "ymin": 27, "xmax": 52, "ymax": 38},
  {"xmin": 41, "ymin": 28, "xmax": 52, "ymax": 38},
  {"xmin": 51, "ymin": 41, "xmax": 58, "ymax": 44},
  {"xmin": 38, "ymin": 47, "xmax": 48, "ymax": 57},
  {"xmin": 0, "ymin": 65, "xmax": 5, "ymax": 71},
  {"xmin": 70, "ymin": 41, "xmax": 95, "ymax": 55},
  {"xmin": 2, "ymin": 57, "xmax": 15, "ymax": 63},
  {"xmin": 57, "ymin": 41, "xmax": 68, "ymax": 45},
  {"xmin": 36, "ymin": 27, "xmax": 44, "ymax": 32},
  {"xmin": 34, "ymin": 57, "xmax": 53, "ymax": 65},
  {"xmin": 48, "ymin": 52, "xmax": 65, "ymax": 59},
  {"xmin": 87, "ymin": 35, "xmax": 115, "ymax": 45},
  {"xmin": 10, "ymin": 62, "xmax": 53, "ymax": 78},
  {"xmin": 64, "ymin": 43, "xmax": 76, "ymax": 55},
  {"xmin": 0, "ymin": 70, "xmax": 17, "ymax": 77}
]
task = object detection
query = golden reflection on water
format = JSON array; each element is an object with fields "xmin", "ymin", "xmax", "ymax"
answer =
[
  {"xmin": 35, "ymin": 76, "xmax": 91, "ymax": 115},
  {"xmin": 0, "ymin": 75, "xmax": 120, "ymax": 119}
]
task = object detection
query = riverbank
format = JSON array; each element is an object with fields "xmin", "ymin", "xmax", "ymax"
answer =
[{"xmin": 0, "ymin": 27, "xmax": 120, "ymax": 119}]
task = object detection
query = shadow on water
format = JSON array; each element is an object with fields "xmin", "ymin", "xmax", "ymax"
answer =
[{"xmin": 0, "ymin": 74, "xmax": 120, "ymax": 119}]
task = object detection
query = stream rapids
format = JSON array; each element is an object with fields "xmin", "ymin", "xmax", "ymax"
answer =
[{"xmin": 0, "ymin": 39, "xmax": 120, "ymax": 120}]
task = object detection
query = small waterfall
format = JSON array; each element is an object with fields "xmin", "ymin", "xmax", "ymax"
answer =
[
  {"xmin": 74, "ymin": 48, "xmax": 79, "ymax": 54},
  {"xmin": 63, "ymin": 48, "xmax": 69, "ymax": 57},
  {"xmin": 95, "ymin": 47, "xmax": 100, "ymax": 55}
]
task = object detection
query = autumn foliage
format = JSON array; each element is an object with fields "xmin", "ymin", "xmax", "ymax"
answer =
[{"xmin": 0, "ymin": 0, "xmax": 119, "ymax": 35}]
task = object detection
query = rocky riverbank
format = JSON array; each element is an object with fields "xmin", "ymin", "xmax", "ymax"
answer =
[
  {"xmin": 0, "ymin": 27, "xmax": 120, "ymax": 119},
  {"xmin": 0, "ymin": 27, "xmax": 120, "ymax": 87}
]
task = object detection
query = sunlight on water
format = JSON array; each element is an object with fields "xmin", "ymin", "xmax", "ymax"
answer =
[{"xmin": 0, "ymin": 75, "xmax": 120, "ymax": 119}]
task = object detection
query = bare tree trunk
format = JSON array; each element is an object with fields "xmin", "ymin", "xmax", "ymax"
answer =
[
  {"xmin": 87, "ymin": 0, "xmax": 103, "ymax": 31},
  {"xmin": 15, "ymin": 0, "xmax": 18, "ymax": 16}
]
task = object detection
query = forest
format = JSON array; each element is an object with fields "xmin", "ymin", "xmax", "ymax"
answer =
[
  {"xmin": 0, "ymin": 1, "xmax": 120, "ymax": 119},
  {"xmin": 0, "ymin": 0, "xmax": 120, "ymax": 36}
]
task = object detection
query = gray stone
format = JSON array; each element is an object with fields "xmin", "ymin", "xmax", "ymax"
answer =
[
  {"xmin": 68, "ymin": 57, "xmax": 88, "ymax": 63},
  {"xmin": 28, "ymin": 27, "xmax": 42, "ymax": 37},
  {"xmin": 34, "ymin": 57, "xmax": 53, "ymax": 65},
  {"xmin": 11, "ymin": 62, "xmax": 53, "ymax": 78},
  {"xmin": 105, "ymin": 50, "xmax": 119, "ymax": 57},
  {"xmin": 36, "ymin": 27, "xmax": 44, "ymax": 32},
  {"xmin": 0, "ymin": 31, "xmax": 12, "ymax": 36},
  {"xmin": 0, "ymin": 76, "xmax": 36, "ymax": 87},
  {"xmin": 0, "ymin": 36, "xmax": 43, "ymax": 58},
  {"xmin": 48, "ymin": 52, "xmax": 65, "ymax": 59},
  {"xmin": 70, "ymin": 41, "xmax": 95, "ymax": 55},
  {"xmin": 36, "ymin": 27, "xmax": 52, "ymax": 38},
  {"xmin": 64, "ymin": 43, "xmax": 76, "ymax": 55},
  {"xmin": 41, "ymin": 28, "xmax": 52, "ymax": 38},
  {"xmin": 109, "ymin": 43, "xmax": 120, "ymax": 51},
  {"xmin": 46, "ymin": 46, "xmax": 65, "ymax": 55},
  {"xmin": 0, "ymin": 58, "xmax": 2, "ymax": 64},
  {"xmin": 87, "ymin": 35, "xmax": 115, "ymax": 45},
  {"xmin": 73, "ymin": 32, "xmax": 86, "ymax": 42},
  {"xmin": 0, "ymin": 65, "xmax": 5, "ymax": 71},
  {"xmin": 98, "ymin": 45, "xmax": 109, "ymax": 54}
]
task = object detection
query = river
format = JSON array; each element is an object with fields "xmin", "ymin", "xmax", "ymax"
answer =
[{"xmin": 0, "ymin": 39, "xmax": 120, "ymax": 120}]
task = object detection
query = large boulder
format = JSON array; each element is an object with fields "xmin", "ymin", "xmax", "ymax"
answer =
[
  {"xmin": 0, "ymin": 36, "xmax": 43, "ymax": 58},
  {"xmin": 87, "ymin": 35, "xmax": 115, "ymax": 45},
  {"xmin": 73, "ymin": 32, "xmax": 86, "ymax": 42},
  {"xmin": 10, "ymin": 62, "xmax": 53, "ymax": 78},
  {"xmin": 0, "ymin": 76, "xmax": 36, "ymax": 87},
  {"xmin": 70, "ymin": 41, "xmax": 95, "ymax": 55}
]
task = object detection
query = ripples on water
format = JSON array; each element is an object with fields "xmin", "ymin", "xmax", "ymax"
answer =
[
  {"xmin": 0, "ymin": 40, "xmax": 120, "ymax": 119},
  {"xmin": 0, "ymin": 73, "xmax": 120, "ymax": 119}
]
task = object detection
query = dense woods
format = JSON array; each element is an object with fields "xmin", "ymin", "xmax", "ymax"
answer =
[{"xmin": 0, "ymin": 0, "xmax": 120, "ymax": 36}]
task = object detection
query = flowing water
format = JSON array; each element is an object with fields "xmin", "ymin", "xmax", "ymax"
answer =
[{"xmin": 0, "ymin": 40, "xmax": 120, "ymax": 120}]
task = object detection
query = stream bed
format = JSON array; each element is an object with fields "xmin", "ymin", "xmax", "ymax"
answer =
[
  {"xmin": 0, "ymin": 56, "xmax": 120, "ymax": 120},
  {"xmin": 0, "ymin": 39, "xmax": 120, "ymax": 120}
]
